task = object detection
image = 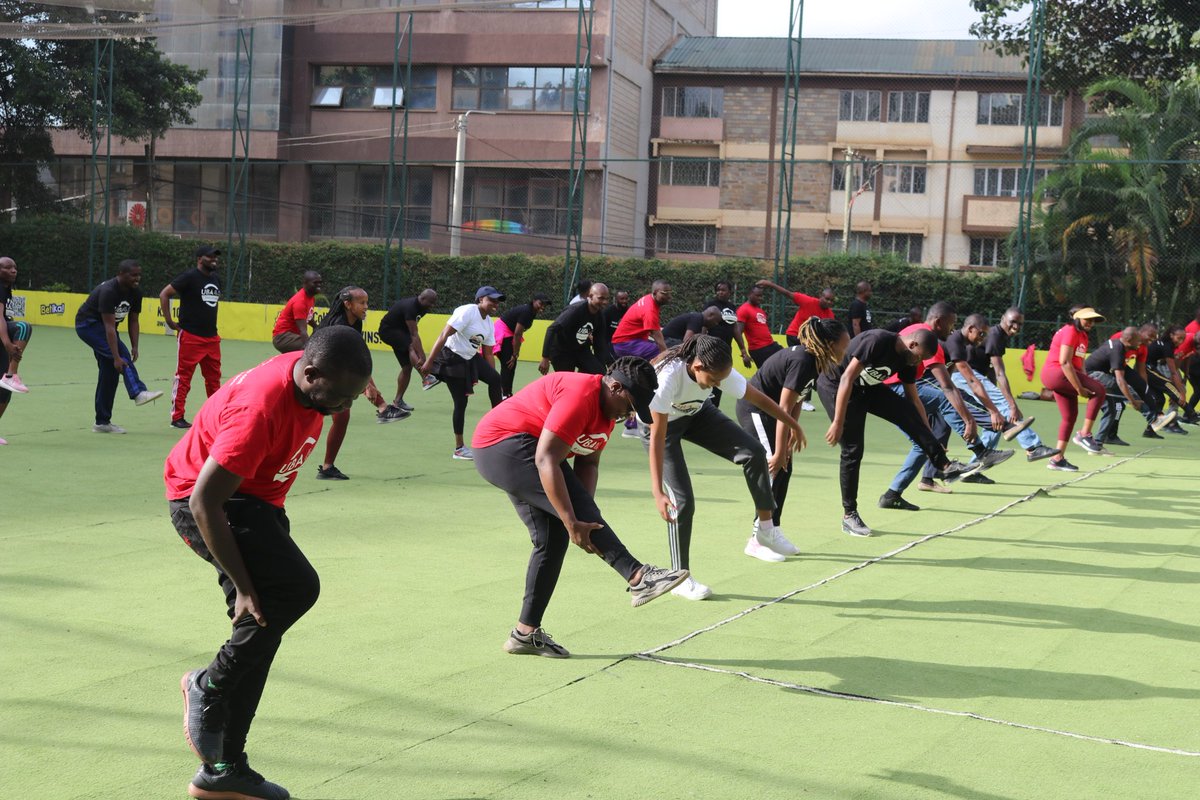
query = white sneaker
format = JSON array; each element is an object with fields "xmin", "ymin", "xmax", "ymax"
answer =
[
  {"xmin": 744, "ymin": 535, "xmax": 786, "ymax": 563},
  {"xmin": 801, "ymin": 401, "xmax": 816, "ymax": 412},
  {"xmin": 134, "ymin": 390, "xmax": 163, "ymax": 406},
  {"xmin": 753, "ymin": 520, "xmax": 800, "ymax": 556},
  {"xmin": 670, "ymin": 576, "xmax": 712, "ymax": 600},
  {"xmin": 92, "ymin": 423, "xmax": 127, "ymax": 434}
]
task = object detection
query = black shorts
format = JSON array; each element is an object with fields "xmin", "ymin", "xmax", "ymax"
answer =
[{"xmin": 379, "ymin": 326, "xmax": 413, "ymax": 363}]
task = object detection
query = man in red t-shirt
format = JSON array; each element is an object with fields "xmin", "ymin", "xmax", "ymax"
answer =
[
  {"xmin": 472, "ymin": 357, "xmax": 688, "ymax": 657},
  {"xmin": 165, "ymin": 326, "xmax": 370, "ymax": 799},
  {"xmin": 737, "ymin": 285, "xmax": 782, "ymax": 367},
  {"xmin": 756, "ymin": 279, "xmax": 835, "ymax": 344},
  {"xmin": 1178, "ymin": 308, "xmax": 1200, "ymax": 416},
  {"xmin": 271, "ymin": 271, "xmax": 323, "ymax": 353},
  {"xmin": 611, "ymin": 280, "xmax": 671, "ymax": 360}
]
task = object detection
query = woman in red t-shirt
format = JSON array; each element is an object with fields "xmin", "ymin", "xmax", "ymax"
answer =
[{"xmin": 1040, "ymin": 307, "xmax": 1107, "ymax": 470}]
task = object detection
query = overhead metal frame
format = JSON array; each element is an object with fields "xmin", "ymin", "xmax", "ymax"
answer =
[
  {"xmin": 1012, "ymin": 0, "xmax": 1047, "ymax": 315},
  {"xmin": 771, "ymin": 0, "xmax": 804, "ymax": 329},
  {"xmin": 226, "ymin": 25, "xmax": 254, "ymax": 299},
  {"xmin": 383, "ymin": 12, "xmax": 414, "ymax": 306},
  {"xmin": 561, "ymin": 0, "xmax": 595, "ymax": 306},
  {"xmin": 87, "ymin": 35, "xmax": 114, "ymax": 288}
]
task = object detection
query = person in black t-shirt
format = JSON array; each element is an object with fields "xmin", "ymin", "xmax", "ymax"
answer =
[
  {"xmin": 1086, "ymin": 326, "xmax": 1174, "ymax": 444},
  {"xmin": 495, "ymin": 293, "xmax": 550, "ymax": 398},
  {"xmin": 662, "ymin": 308, "xmax": 723, "ymax": 348},
  {"xmin": 0, "ymin": 256, "xmax": 33, "ymax": 442},
  {"xmin": 601, "ymin": 289, "xmax": 631, "ymax": 358},
  {"xmin": 703, "ymin": 280, "xmax": 752, "ymax": 367},
  {"xmin": 377, "ymin": 288, "xmax": 437, "ymax": 416},
  {"xmin": 160, "ymin": 245, "xmax": 223, "ymax": 429},
  {"xmin": 816, "ymin": 327, "xmax": 973, "ymax": 536},
  {"xmin": 1144, "ymin": 323, "xmax": 1193, "ymax": 428},
  {"xmin": 75, "ymin": 259, "xmax": 163, "ymax": 432},
  {"xmin": 847, "ymin": 281, "xmax": 874, "ymax": 337},
  {"xmin": 737, "ymin": 317, "xmax": 849, "ymax": 545},
  {"xmin": 884, "ymin": 307, "xmax": 923, "ymax": 333},
  {"xmin": 540, "ymin": 282, "xmax": 610, "ymax": 375}
]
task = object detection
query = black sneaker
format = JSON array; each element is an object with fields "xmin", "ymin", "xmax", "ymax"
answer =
[
  {"xmin": 1165, "ymin": 421, "xmax": 1188, "ymax": 435},
  {"xmin": 376, "ymin": 404, "xmax": 411, "ymax": 424},
  {"xmin": 181, "ymin": 670, "xmax": 226, "ymax": 765},
  {"xmin": 1047, "ymin": 457, "xmax": 1079, "ymax": 472},
  {"xmin": 878, "ymin": 491, "xmax": 919, "ymax": 511},
  {"xmin": 937, "ymin": 459, "xmax": 980, "ymax": 483},
  {"xmin": 396, "ymin": 400, "xmax": 415, "ymax": 412},
  {"xmin": 502, "ymin": 627, "xmax": 570, "ymax": 658},
  {"xmin": 1025, "ymin": 445, "xmax": 1061, "ymax": 462},
  {"xmin": 171, "ymin": 418, "xmax": 192, "ymax": 429},
  {"xmin": 628, "ymin": 564, "xmax": 689, "ymax": 607},
  {"xmin": 1181, "ymin": 411, "xmax": 1200, "ymax": 426},
  {"xmin": 1142, "ymin": 427, "xmax": 1164, "ymax": 440},
  {"xmin": 188, "ymin": 755, "xmax": 289, "ymax": 800},
  {"xmin": 316, "ymin": 465, "xmax": 349, "ymax": 480},
  {"xmin": 973, "ymin": 448, "xmax": 1015, "ymax": 472},
  {"xmin": 1001, "ymin": 416, "xmax": 1035, "ymax": 441},
  {"xmin": 1099, "ymin": 434, "xmax": 1129, "ymax": 446},
  {"xmin": 842, "ymin": 511, "xmax": 872, "ymax": 537},
  {"xmin": 961, "ymin": 472, "xmax": 996, "ymax": 484}
]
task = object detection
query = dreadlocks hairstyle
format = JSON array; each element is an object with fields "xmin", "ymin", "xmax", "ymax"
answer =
[
  {"xmin": 607, "ymin": 355, "xmax": 657, "ymax": 395},
  {"xmin": 654, "ymin": 333, "xmax": 733, "ymax": 375},
  {"xmin": 319, "ymin": 285, "xmax": 364, "ymax": 329},
  {"xmin": 795, "ymin": 316, "xmax": 847, "ymax": 375}
]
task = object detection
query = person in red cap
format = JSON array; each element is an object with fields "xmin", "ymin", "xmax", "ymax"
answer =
[{"xmin": 160, "ymin": 245, "xmax": 223, "ymax": 430}]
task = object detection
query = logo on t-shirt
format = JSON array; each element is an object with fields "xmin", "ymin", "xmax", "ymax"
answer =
[
  {"xmin": 575, "ymin": 321, "xmax": 594, "ymax": 345},
  {"xmin": 201, "ymin": 283, "xmax": 221, "ymax": 308},
  {"xmin": 756, "ymin": 312, "xmax": 767, "ymax": 325},
  {"xmin": 859, "ymin": 366, "xmax": 894, "ymax": 385},
  {"xmin": 469, "ymin": 333, "xmax": 486, "ymax": 349},
  {"xmin": 113, "ymin": 300, "xmax": 132, "ymax": 322},
  {"xmin": 672, "ymin": 399, "xmax": 707, "ymax": 416},
  {"xmin": 571, "ymin": 431, "xmax": 609, "ymax": 455},
  {"xmin": 720, "ymin": 308, "xmax": 737, "ymax": 325},
  {"xmin": 274, "ymin": 436, "xmax": 318, "ymax": 482}
]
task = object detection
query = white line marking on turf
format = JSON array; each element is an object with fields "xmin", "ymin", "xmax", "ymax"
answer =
[
  {"xmin": 640, "ymin": 451, "xmax": 1156, "ymax": 658},
  {"xmin": 636, "ymin": 654, "xmax": 1200, "ymax": 757}
]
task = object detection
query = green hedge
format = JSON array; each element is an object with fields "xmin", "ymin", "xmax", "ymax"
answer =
[{"xmin": 2, "ymin": 215, "xmax": 1024, "ymax": 332}]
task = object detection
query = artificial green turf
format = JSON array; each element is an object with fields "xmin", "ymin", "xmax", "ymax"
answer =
[{"xmin": 3, "ymin": 328, "xmax": 1199, "ymax": 798}]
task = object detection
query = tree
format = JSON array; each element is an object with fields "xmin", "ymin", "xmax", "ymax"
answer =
[
  {"xmin": 0, "ymin": 1, "xmax": 204, "ymax": 219},
  {"xmin": 970, "ymin": 1, "xmax": 1200, "ymax": 92}
]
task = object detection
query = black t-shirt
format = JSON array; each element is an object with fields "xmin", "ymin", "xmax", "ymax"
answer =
[
  {"xmin": 543, "ymin": 302, "xmax": 604, "ymax": 358},
  {"xmin": 75, "ymin": 278, "xmax": 143, "ymax": 327},
  {"xmin": 603, "ymin": 303, "xmax": 629, "ymax": 335},
  {"xmin": 844, "ymin": 329, "xmax": 917, "ymax": 385},
  {"xmin": 501, "ymin": 303, "xmax": 537, "ymax": 333},
  {"xmin": 747, "ymin": 345, "xmax": 819, "ymax": 404},
  {"xmin": 847, "ymin": 298, "xmax": 874, "ymax": 334},
  {"xmin": 378, "ymin": 296, "xmax": 427, "ymax": 335},
  {"xmin": 943, "ymin": 330, "xmax": 970, "ymax": 365},
  {"xmin": 0, "ymin": 281, "xmax": 12, "ymax": 321},
  {"xmin": 1146, "ymin": 337, "xmax": 1174, "ymax": 369},
  {"xmin": 1084, "ymin": 338, "xmax": 1127, "ymax": 374},
  {"xmin": 169, "ymin": 267, "xmax": 221, "ymax": 337},
  {"xmin": 662, "ymin": 312, "xmax": 704, "ymax": 340},
  {"xmin": 703, "ymin": 297, "xmax": 739, "ymax": 347},
  {"xmin": 980, "ymin": 326, "xmax": 1009, "ymax": 381},
  {"xmin": 884, "ymin": 316, "xmax": 913, "ymax": 333}
]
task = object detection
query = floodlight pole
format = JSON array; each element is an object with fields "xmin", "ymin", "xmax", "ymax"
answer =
[
  {"xmin": 771, "ymin": 0, "xmax": 804, "ymax": 329},
  {"xmin": 87, "ymin": 35, "xmax": 114, "ymax": 288},
  {"xmin": 383, "ymin": 13, "xmax": 414, "ymax": 304},
  {"xmin": 1013, "ymin": 0, "xmax": 1046, "ymax": 315},
  {"xmin": 561, "ymin": 0, "xmax": 595, "ymax": 306},
  {"xmin": 225, "ymin": 25, "xmax": 254, "ymax": 299}
]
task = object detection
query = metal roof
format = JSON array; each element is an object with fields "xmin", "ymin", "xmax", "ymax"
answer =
[{"xmin": 656, "ymin": 37, "xmax": 1028, "ymax": 78}]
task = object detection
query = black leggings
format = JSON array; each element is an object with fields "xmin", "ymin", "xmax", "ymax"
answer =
[
  {"xmin": 816, "ymin": 374, "xmax": 948, "ymax": 514},
  {"xmin": 498, "ymin": 339, "xmax": 518, "ymax": 397},
  {"xmin": 444, "ymin": 359, "xmax": 502, "ymax": 435},
  {"xmin": 1186, "ymin": 359, "xmax": 1200, "ymax": 413}
]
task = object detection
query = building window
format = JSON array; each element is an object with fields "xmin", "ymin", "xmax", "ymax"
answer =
[
  {"xmin": 832, "ymin": 158, "xmax": 877, "ymax": 192},
  {"xmin": 839, "ymin": 90, "xmax": 881, "ymax": 122},
  {"xmin": 452, "ymin": 66, "xmax": 587, "ymax": 112},
  {"xmin": 309, "ymin": 164, "xmax": 433, "ymax": 240},
  {"xmin": 658, "ymin": 157, "xmax": 720, "ymax": 187},
  {"xmin": 662, "ymin": 86, "xmax": 723, "ymax": 118},
  {"xmin": 879, "ymin": 233, "xmax": 923, "ymax": 263},
  {"xmin": 887, "ymin": 91, "xmax": 929, "ymax": 123},
  {"xmin": 654, "ymin": 224, "xmax": 717, "ymax": 254},
  {"xmin": 970, "ymin": 237, "xmax": 1009, "ymax": 267},
  {"xmin": 461, "ymin": 169, "xmax": 569, "ymax": 236},
  {"xmin": 824, "ymin": 231, "xmax": 873, "ymax": 254},
  {"xmin": 513, "ymin": 0, "xmax": 593, "ymax": 7},
  {"xmin": 882, "ymin": 164, "xmax": 926, "ymax": 194},
  {"xmin": 976, "ymin": 93, "xmax": 1064, "ymax": 126},
  {"xmin": 313, "ymin": 65, "xmax": 438, "ymax": 110},
  {"xmin": 973, "ymin": 167, "xmax": 1049, "ymax": 197}
]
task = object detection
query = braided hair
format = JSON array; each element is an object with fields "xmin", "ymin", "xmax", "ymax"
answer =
[
  {"xmin": 653, "ymin": 333, "xmax": 732, "ymax": 375},
  {"xmin": 319, "ymin": 285, "xmax": 364, "ymax": 331},
  {"xmin": 607, "ymin": 355, "xmax": 657, "ymax": 394},
  {"xmin": 795, "ymin": 316, "xmax": 847, "ymax": 375}
]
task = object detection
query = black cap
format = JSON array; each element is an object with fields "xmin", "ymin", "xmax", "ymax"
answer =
[
  {"xmin": 532, "ymin": 292, "xmax": 551, "ymax": 305},
  {"xmin": 194, "ymin": 245, "xmax": 221, "ymax": 259},
  {"xmin": 475, "ymin": 285, "xmax": 505, "ymax": 301},
  {"xmin": 610, "ymin": 367, "xmax": 656, "ymax": 424}
]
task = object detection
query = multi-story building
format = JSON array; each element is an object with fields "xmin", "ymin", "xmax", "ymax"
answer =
[
  {"xmin": 44, "ymin": 0, "xmax": 718, "ymax": 258},
  {"xmin": 648, "ymin": 37, "xmax": 1081, "ymax": 269}
]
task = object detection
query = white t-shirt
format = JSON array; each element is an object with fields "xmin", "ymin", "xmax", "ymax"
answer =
[
  {"xmin": 445, "ymin": 303, "xmax": 495, "ymax": 360},
  {"xmin": 650, "ymin": 358, "xmax": 747, "ymax": 422}
]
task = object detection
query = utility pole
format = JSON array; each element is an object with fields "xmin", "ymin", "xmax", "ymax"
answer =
[
  {"xmin": 841, "ymin": 147, "xmax": 856, "ymax": 252},
  {"xmin": 449, "ymin": 110, "xmax": 493, "ymax": 257}
]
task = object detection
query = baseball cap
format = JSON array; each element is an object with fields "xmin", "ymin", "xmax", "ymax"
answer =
[
  {"xmin": 532, "ymin": 292, "xmax": 551, "ymax": 305},
  {"xmin": 194, "ymin": 245, "xmax": 221, "ymax": 258},
  {"xmin": 475, "ymin": 286, "xmax": 505, "ymax": 301},
  {"xmin": 1072, "ymin": 307, "xmax": 1104, "ymax": 321},
  {"xmin": 609, "ymin": 365, "xmax": 657, "ymax": 424}
]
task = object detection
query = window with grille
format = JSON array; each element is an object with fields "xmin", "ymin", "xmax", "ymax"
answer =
[
  {"xmin": 654, "ymin": 224, "xmax": 717, "ymax": 254},
  {"xmin": 661, "ymin": 86, "xmax": 723, "ymax": 118},
  {"xmin": 839, "ymin": 90, "xmax": 881, "ymax": 122},
  {"xmin": 882, "ymin": 164, "xmax": 927, "ymax": 194},
  {"xmin": 460, "ymin": 169, "xmax": 570, "ymax": 236},
  {"xmin": 969, "ymin": 237, "xmax": 1009, "ymax": 267},
  {"xmin": 824, "ymin": 231, "xmax": 873, "ymax": 254},
  {"xmin": 308, "ymin": 164, "xmax": 434, "ymax": 240},
  {"xmin": 832, "ymin": 159, "xmax": 878, "ymax": 192},
  {"xmin": 878, "ymin": 233, "xmax": 923, "ymax": 263},
  {"xmin": 886, "ymin": 91, "xmax": 930, "ymax": 123},
  {"xmin": 452, "ymin": 66, "xmax": 588, "ymax": 112},
  {"xmin": 658, "ymin": 158, "xmax": 721, "ymax": 187},
  {"xmin": 972, "ymin": 167, "xmax": 1049, "ymax": 197},
  {"xmin": 976, "ymin": 93, "xmax": 1064, "ymax": 126},
  {"xmin": 312, "ymin": 65, "xmax": 438, "ymax": 109}
]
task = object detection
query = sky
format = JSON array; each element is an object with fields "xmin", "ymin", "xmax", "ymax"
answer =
[{"xmin": 716, "ymin": 0, "xmax": 990, "ymax": 39}]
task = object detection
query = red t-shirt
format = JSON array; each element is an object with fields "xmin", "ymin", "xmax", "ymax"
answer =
[
  {"xmin": 272, "ymin": 289, "xmax": 316, "ymax": 337},
  {"xmin": 883, "ymin": 322, "xmax": 942, "ymax": 384},
  {"xmin": 786, "ymin": 292, "xmax": 834, "ymax": 336},
  {"xmin": 737, "ymin": 302, "xmax": 775, "ymax": 350},
  {"xmin": 611, "ymin": 295, "xmax": 661, "ymax": 344},
  {"xmin": 1109, "ymin": 331, "xmax": 1146, "ymax": 367},
  {"xmin": 164, "ymin": 352, "xmax": 324, "ymax": 508},
  {"xmin": 472, "ymin": 372, "xmax": 615, "ymax": 456},
  {"xmin": 1044, "ymin": 324, "xmax": 1090, "ymax": 374},
  {"xmin": 1175, "ymin": 320, "xmax": 1200, "ymax": 360}
]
